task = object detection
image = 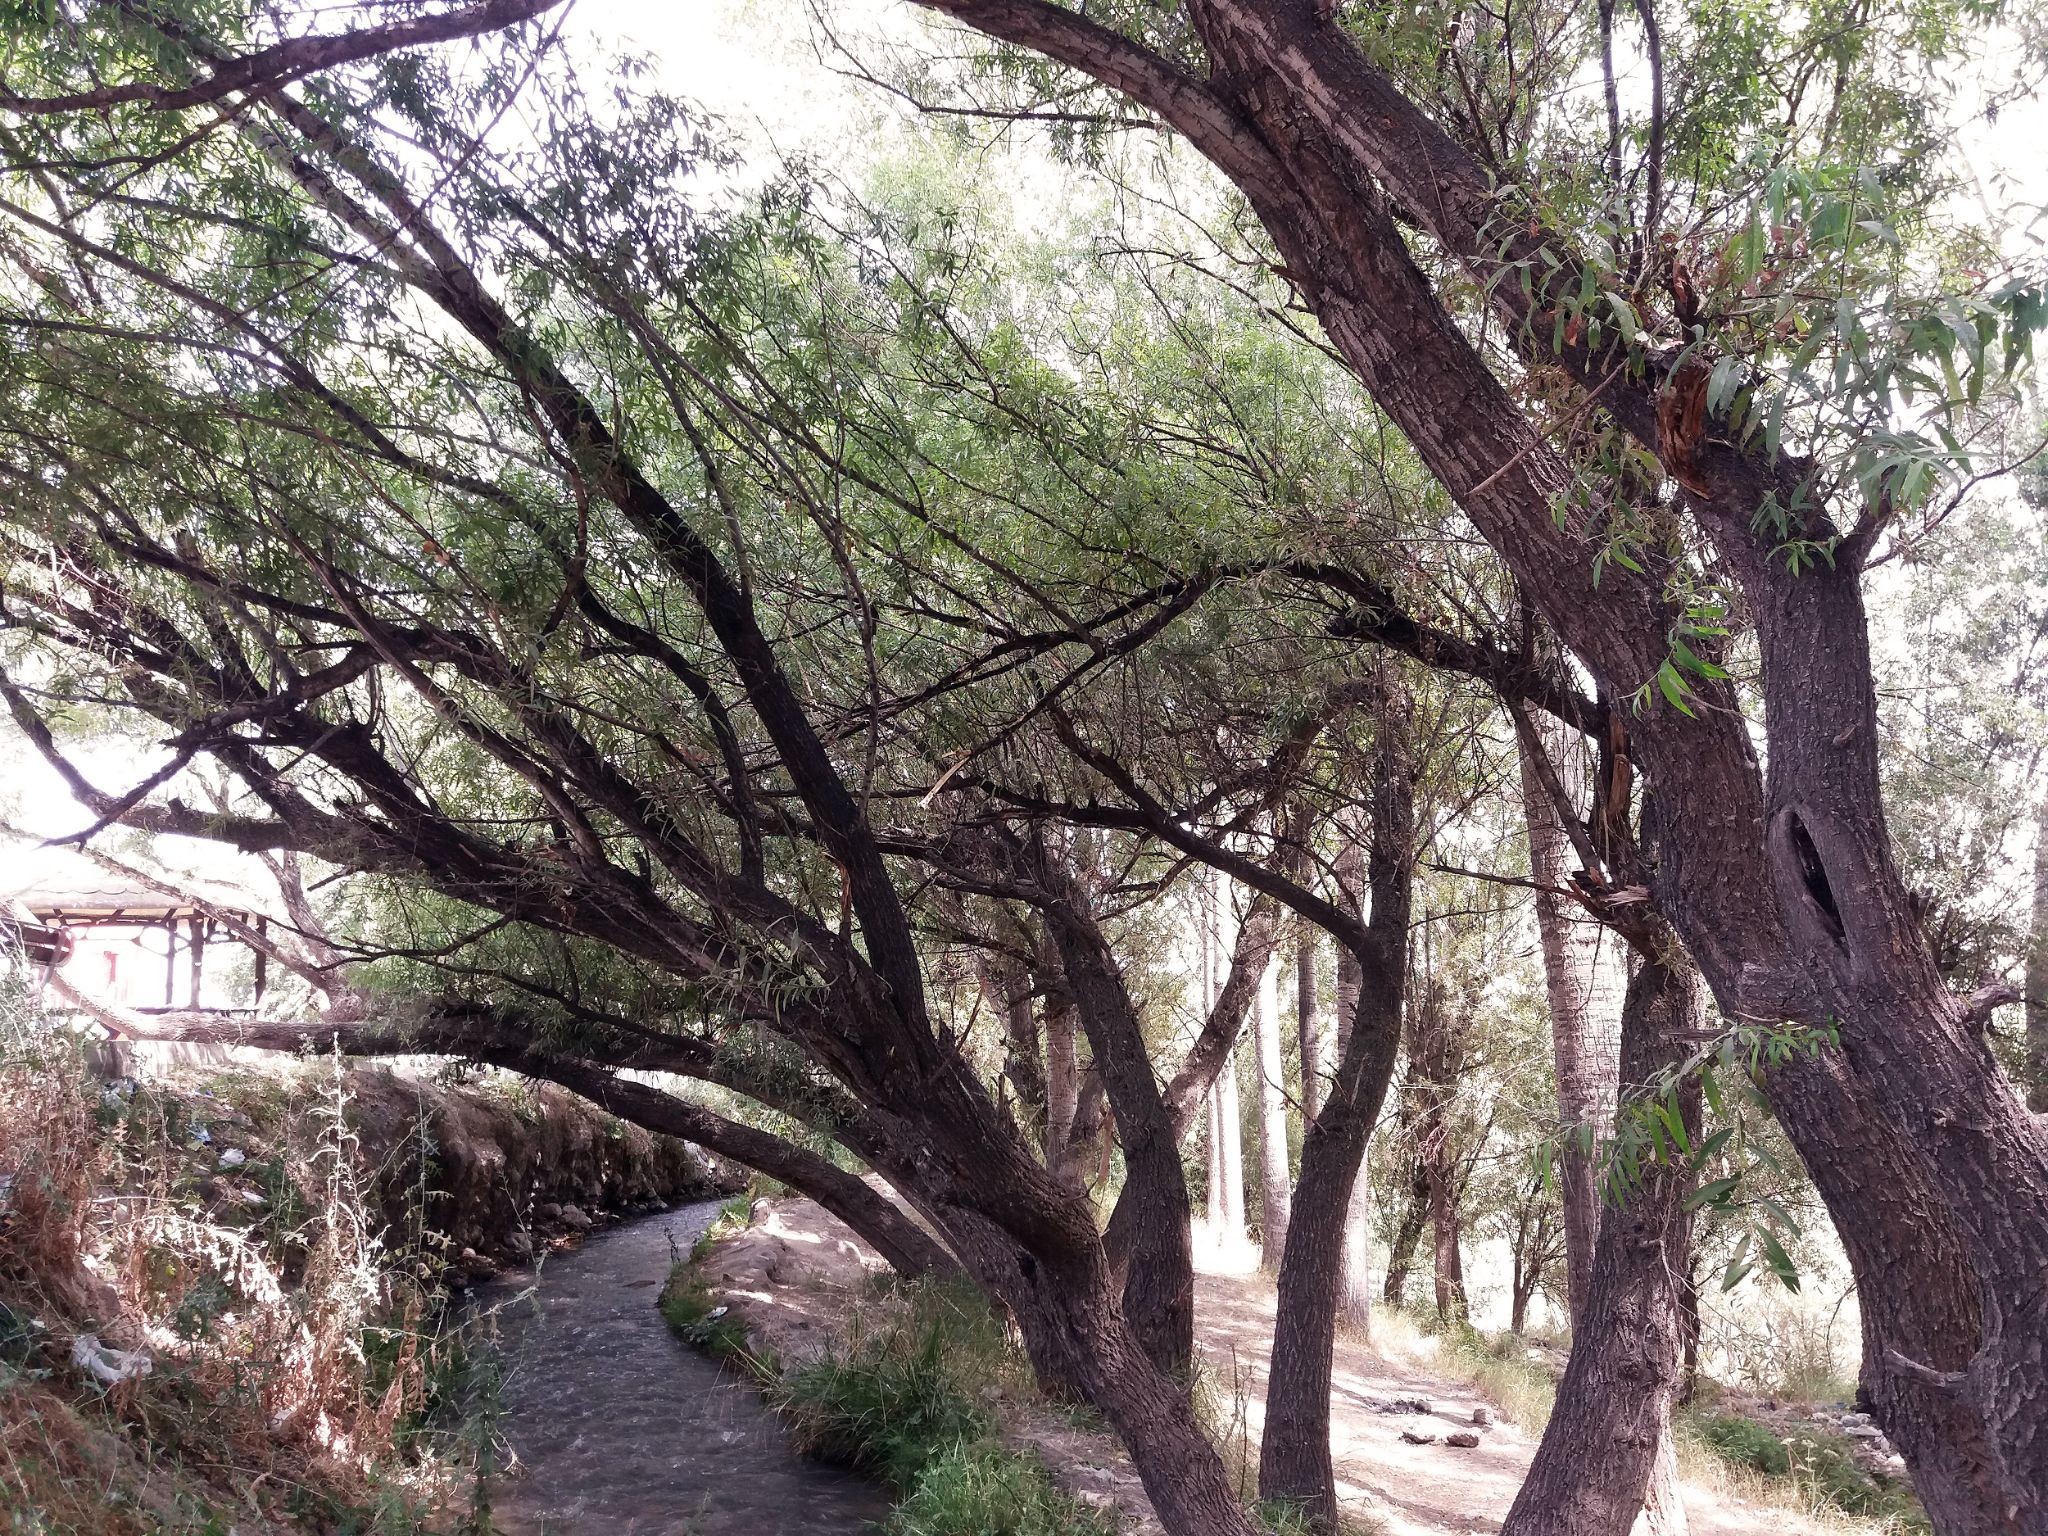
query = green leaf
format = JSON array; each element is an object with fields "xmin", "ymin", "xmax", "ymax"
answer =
[
  {"xmin": 1760, "ymin": 1230, "xmax": 1801, "ymax": 1292},
  {"xmin": 1686, "ymin": 1175, "xmax": 1741, "ymax": 1211}
]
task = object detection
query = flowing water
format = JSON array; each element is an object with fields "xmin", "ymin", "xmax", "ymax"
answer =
[{"xmin": 484, "ymin": 1201, "xmax": 892, "ymax": 1535}]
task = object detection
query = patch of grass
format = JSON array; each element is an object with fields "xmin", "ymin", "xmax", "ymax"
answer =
[
  {"xmin": 1692, "ymin": 1412, "xmax": 1791, "ymax": 1474},
  {"xmin": 773, "ymin": 1285, "xmax": 998, "ymax": 1488},
  {"xmin": 1679, "ymin": 1410, "xmax": 1929, "ymax": 1532},
  {"xmin": 1254, "ymin": 1497, "xmax": 1386, "ymax": 1535},
  {"xmin": 657, "ymin": 1268, "xmax": 755, "ymax": 1363},
  {"xmin": 883, "ymin": 1441, "xmax": 1116, "ymax": 1536}
]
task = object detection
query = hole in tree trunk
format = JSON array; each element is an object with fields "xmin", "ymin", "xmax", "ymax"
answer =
[{"xmin": 1781, "ymin": 810, "xmax": 1845, "ymax": 943}]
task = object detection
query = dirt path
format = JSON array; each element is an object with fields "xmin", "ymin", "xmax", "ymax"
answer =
[{"xmin": 694, "ymin": 1198, "xmax": 1816, "ymax": 1536}]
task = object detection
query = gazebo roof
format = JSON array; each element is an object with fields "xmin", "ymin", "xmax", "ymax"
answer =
[{"xmin": 0, "ymin": 851, "xmax": 261, "ymax": 925}]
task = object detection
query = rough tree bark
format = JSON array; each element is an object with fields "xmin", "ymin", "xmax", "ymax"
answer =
[
  {"xmin": 1519, "ymin": 721, "xmax": 1624, "ymax": 1324},
  {"xmin": 1254, "ymin": 951, "xmax": 1294, "ymax": 1271},
  {"xmin": 1258, "ymin": 710, "xmax": 1414, "ymax": 1530},
  {"xmin": 1500, "ymin": 947, "xmax": 1701, "ymax": 1536}
]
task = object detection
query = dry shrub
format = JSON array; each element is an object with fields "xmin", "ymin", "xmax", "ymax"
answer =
[{"xmin": 0, "ymin": 982, "xmax": 485, "ymax": 1533}]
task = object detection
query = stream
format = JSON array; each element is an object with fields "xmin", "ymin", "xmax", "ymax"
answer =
[{"xmin": 483, "ymin": 1200, "xmax": 893, "ymax": 1535}]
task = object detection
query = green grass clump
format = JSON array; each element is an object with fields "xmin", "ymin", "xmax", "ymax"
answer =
[
  {"xmin": 1782, "ymin": 1432, "xmax": 1929, "ymax": 1528},
  {"xmin": 1692, "ymin": 1413, "xmax": 1791, "ymax": 1475},
  {"xmin": 883, "ymin": 1441, "xmax": 1116, "ymax": 1536},
  {"xmin": 658, "ymin": 1270, "xmax": 754, "ymax": 1363},
  {"xmin": 774, "ymin": 1297, "xmax": 994, "ymax": 1487}
]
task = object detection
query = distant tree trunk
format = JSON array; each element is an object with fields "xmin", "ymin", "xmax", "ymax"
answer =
[
  {"xmin": 1218, "ymin": 1048, "xmax": 1246, "ymax": 1236},
  {"xmin": 979, "ymin": 955, "xmax": 1046, "ymax": 1145},
  {"xmin": 1045, "ymin": 987, "xmax": 1081, "ymax": 1181},
  {"xmin": 1676, "ymin": 1251, "xmax": 1701, "ymax": 1406},
  {"xmin": 1298, "ymin": 930, "xmax": 1323, "ymax": 1121},
  {"xmin": 1333, "ymin": 843, "xmax": 1374, "ymax": 1326},
  {"xmin": 1381, "ymin": 1153, "xmax": 1428, "ymax": 1308},
  {"xmin": 1207, "ymin": 1079, "xmax": 1228, "ymax": 1228},
  {"xmin": 1519, "ymin": 724, "xmax": 1624, "ymax": 1325},
  {"xmin": 1409, "ymin": 980, "xmax": 1467, "ymax": 1324},
  {"xmin": 1215, "ymin": 874, "xmax": 1247, "ymax": 1239},
  {"xmin": 1202, "ymin": 902, "xmax": 1228, "ymax": 1230},
  {"xmin": 1430, "ymin": 1179, "xmax": 1466, "ymax": 1325},
  {"xmin": 1509, "ymin": 1199, "xmax": 1555, "ymax": 1336},
  {"xmin": 1500, "ymin": 948, "xmax": 1702, "ymax": 1536},
  {"xmin": 2029, "ymin": 797, "xmax": 2048, "ymax": 1113},
  {"xmin": 1255, "ymin": 951, "xmax": 1293, "ymax": 1271}
]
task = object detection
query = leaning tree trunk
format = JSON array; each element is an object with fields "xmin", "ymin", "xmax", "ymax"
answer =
[
  {"xmin": 1500, "ymin": 950, "xmax": 1701, "ymax": 1536},
  {"xmin": 1519, "ymin": 721, "xmax": 1625, "ymax": 1324},
  {"xmin": 1257, "ymin": 717, "xmax": 1414, "ymax": 1532},
  {"xmin": 1255, "ymin": 951, "xmax": 1294, "ymax": 1271}
]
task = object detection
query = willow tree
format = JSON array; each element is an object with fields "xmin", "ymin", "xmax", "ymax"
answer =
[
  {"xmin": 873, "ymin": 0, "xmax": 2048, "ymax": 1528},
  {"xmin": 0, "ymin": 6, "xmax": 1468, "ymax": 1531}
]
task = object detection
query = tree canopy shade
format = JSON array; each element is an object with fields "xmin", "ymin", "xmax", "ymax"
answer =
[{"xmin": 3, "ymin": 3, "xmax": 2048, "ymax": 1534}]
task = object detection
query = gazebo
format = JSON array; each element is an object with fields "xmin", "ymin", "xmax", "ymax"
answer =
[{"xmin": 1, "ymin": 859, "xmax": 272, "ymax": 1014}]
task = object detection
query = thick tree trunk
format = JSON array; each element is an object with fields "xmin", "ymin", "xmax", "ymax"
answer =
[
  {"xmin": 1501, "ymin": 951, "xmax": 1701, "ymax": 1536},
  {"xmin": 1298, "ymin": 931, "xmax": 1323, "ymax": 1121},
  {"xmin": 1519, "ymin": 725, "xmax": 1624, "ymax": 1325},
  {"xmin": 1257, "ymin": 719, "xmax": 1413, "ymax": 1532},
  {"xmin": 1038, "ymin": 874, "xmax": 1198, "ymax": 1379},
  {"xmin": 1255, "ymin": 952, "xmax": 1293, "ymax": 1271}
]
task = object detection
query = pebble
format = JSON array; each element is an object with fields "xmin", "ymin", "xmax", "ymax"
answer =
[
  {"xmin": 1471, "ymin": 1407, "xmax": 1491, "ymax": 1427},
  {"xmin": 1445, "ymin": 1432, "xmax": 1481, "ymax": 1449},
  {"xmin": 558, "ymin": 1204, "xmax": 593, "ymax": 1231}
]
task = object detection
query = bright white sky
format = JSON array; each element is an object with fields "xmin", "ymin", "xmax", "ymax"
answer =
[{"xmin": 3, "ymin": 0, "xmax": 2046, "ymax": 883}]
